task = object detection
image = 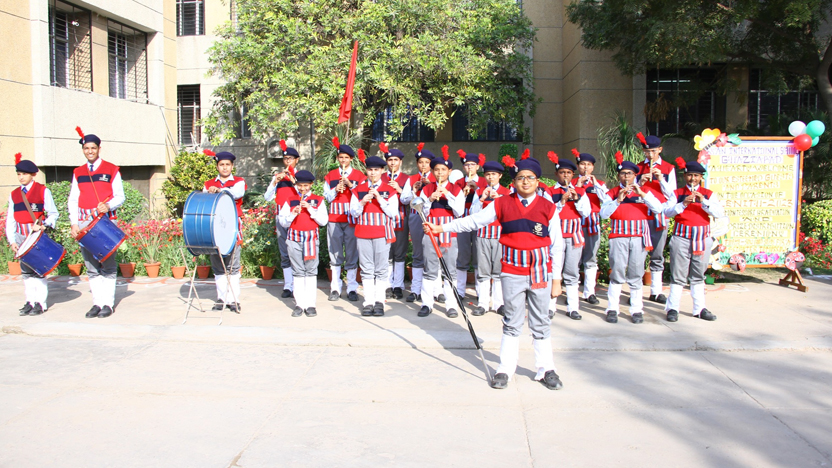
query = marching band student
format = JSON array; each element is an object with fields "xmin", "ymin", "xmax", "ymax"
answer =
[
  {"xmin": 399, "ymin": 144, "xmax": 436, "ymax": 303},
  {"xmin": 6, "ymin": 155, "xmax": 59, "ymax": 316},
  {"xmin": 455, "ymin": 151, "xmax": 488, "ymax": 298},
  {"xmin": 663, "ymin": 158, "xmax": 727, "ymax": 322},
  {"xmin": 69, "ymin": 128, "xmax": 125, "ymax": 319},
  {"xmin": 546, "ymin": 151, "xmax": 590, "ymax": 320},
  {"xmin": 379, "ymin": 143, "xmax": 409, "ymax": 300},
  {"xmin": 600, "ymin": 152, "xmax": 665, "ymax": 324},
  {"xmin": 572, "ymin": 151, "xmax": 610, "ymax": 305},
  {"xmin": 636, "ymin": 133, "xmax": 677, "ymax": 304},
  {"xmin": 350, "ymin": 153, "xmax": 399, "ymax": 316},
  {"xmin": 324, "ymin": 137, "xmax": 365, "ymax": 302},
  {"xmin": 264, "ymin": 140, "xmax": 299, "ymax": 298},
  {"xmin": 424, "ymin": 157, "xmax": 565, "ymax": 390},
  {"xmin": 278, "ymin": 170, "xmax": 327, "ymax": 317},
  {"xmin": 416, "ymin": 148, "xmax": 464, "ymax": 318},
  {"xmin": 469, "ymin": 159, "xmax": 510, "ymax": 316},
  {"xmin": 202, "ymin": 150, "xmax": 246, "ymax": 312}
]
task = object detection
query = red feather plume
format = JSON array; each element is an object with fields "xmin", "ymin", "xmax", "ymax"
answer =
[
  {"xmin": 332, "ymin": 136, "xmax": 340, "ymax": 149},
  {"xmin": 521, "ymin": 148, "xmax": 530, "ymax": 160},
  {"xmin": 75, "ymin": 126, "xmax": 85, "ymax": 138},
  {"xmin": 571, "ymin": 148, "xmax": 579, "ymax": 158},
  {"xmin": 675, "ymin": 157, "xmax": 687, "ymax": 169},
  {"xmin": 441, "ymin": 145, "xmax": 449, "ymax": 161},
  {"xmin": 279, "ymin": 139, "xmax": 288, "ymax": 152},
  {"xmin": 478, "ymin": 154, "xmax": 486, "ymax": 166},
  {"xmin": 417, "ymin": 142, "xmax": 425, "ymax": 152},
  {"xmin": 288, "ymin": 165, "xmax": 296, "ymax": 176},
  {"xmin": 357, "ymin": 149, "xmax": 366, "ymax": 163},
  {"xmin": 636, "ymin": 132, "xmax": 647, "ymax": 146},
  {"xmin": 548, "ymin": 151, "xmax": 558, "ymax": 164},
  {"xmin": 379, "ymin": 142, "xmax": 389, "ymax": 153},
  {"xmin": 456, "ymin": 149, "xmax": 466, "ymax": 162},
  {"xmin": 615, "ymin": 151, "xmax": 624, "ymax": 165},
  {"xmin": 15, "ymin": 152, "xmax": 22, "ymax": 165},
  {"xmin": 203, "ymin": 149, "xmax": 216, "ymax": 157},
  {"xmin": 501, "ymin": 155, "xmax": 516, "ymax": 168}
]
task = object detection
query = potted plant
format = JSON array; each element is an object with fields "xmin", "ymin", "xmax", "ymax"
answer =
[
  {"xmin": 160, "ymin": 219, "xmax": 187, "ymax": 279},
  {"xmin": 65, "ymin": 248, "xmax": 84, "ymax": 276},
  {"xmin": 131, "ymin": 215, "xmax": 178, "ymax": 278},
  {"xmin": 195, "ymin": 256, "xmax": 211, "ymax": 279},
  {"xmin": 240, "ymin": 204, "xmax": 280, "ymax": 279},
  {"xmin": 115, "ymin": 238, "xmax": 138, "ymax": 278}
]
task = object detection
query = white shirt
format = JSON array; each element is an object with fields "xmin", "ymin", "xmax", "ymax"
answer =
[
  {"xmin": 6, "ymin": 182, "xmax": 60, "ymax": 244},
  {"xmin": 324, "ymin": 166, "xmax": 356, "ymax": 203},
  {"xmin": 553, "ymin": 182, "xmax": 592, "ymax": 217},
  {"xmin": 418, "ymin": 180, "xmax": 465, "ymax": 218},
  {"xmin": 664, "ymin": 184, "xmax": 728, "ymax": 238},
  {"xmin": 67, "ymin": 158, "xmax": 125, "ymax": 226},
  {"xmin": 277, "ymin": 193, "xmax": 329, "ymax": 229},
  {"xmin": 349, "ymin": 180, "xmax": 400, "ymax": 219},
  {"xmin": 202, "ymin": 175, "xmax": 245, "ymax": 200},
  {"xmin": 400, "ymin": 172, "xmax": 431, "ymax": 207},
  {"xmin": 640, "ymin": 157, "xmax": 678, "ymax": 194},
  {"xmin": 264, "ymin": 173, "xmax": 297, "ymax": 202}
]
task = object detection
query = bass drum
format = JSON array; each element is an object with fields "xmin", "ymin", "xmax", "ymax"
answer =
[
  {"xmin": 16, "ymin": 230, "xmax": 67, "ymax": 276},
  {"xmin": 182, "ymin": 191, "xmax": 239, "ymax": 256}
]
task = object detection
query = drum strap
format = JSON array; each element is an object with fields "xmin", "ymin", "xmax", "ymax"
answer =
[{"xmin": 19, "ymin": 190, "xmax": 40, "ymax": 226}]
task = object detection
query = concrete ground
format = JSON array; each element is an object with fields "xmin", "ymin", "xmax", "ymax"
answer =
[{"xmin": 1, "ymin": 272, "xmax": 831, "ymax": 467}]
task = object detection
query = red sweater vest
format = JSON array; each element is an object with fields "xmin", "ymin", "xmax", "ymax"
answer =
[
  {"xmin": 407, "ymin": 172, "xmax": 436, "ymax": 197},
  {"xmin": 673, "ymin": 187, "xmax": 713, "ymax": 227},
  {"xmin": 326, "ymin": 168, "xmax": 366, "ymax": 223},
  {"xmin": 572, "ymin": 177, "xmax": 605, "ymax": 213},
  {"xmin": 11, "ymin": 182, "xmax": 45, "ymax": 225},
  {"xmin": 74, "ymin": 161, "xmax": 119, "ymax": 210},
  {"xmin": 204, "ymin": 177, "xmax": 246, "ymax": 218},
  {"xmin": 493, "ymin": 194, "xmax": 555, "ymax": 287},
  {"xmin": 547, "ymin": 184, "xmax": 586, "ymax": 245},
  {"xmin": 422, "ymin": 181, "xmax": 461, "ymax": 246},
  {"xmin": 457, "ymin": 177, "xmax": 488, "ymax": 215},
  {"xmin": 353, "ymin": 180, "xmax": 396, "ymax": 241},
  {"xmin": 475, "ymin": 185, "xmax": 511, "ymax": 238},
  {"xmin": 382, "ymin": 170, "xmax": 410, "ymax": 230},
  {"xmin": 637, "ymin": 159, "xmax": 676, "ymax": 184},
  {"xmin": 286, "ymin": 193, "xmax": 325, "ymax": 231},
  {"xmin": 275, "ymin": 178, "xmax": 297, "ymax": 206}
]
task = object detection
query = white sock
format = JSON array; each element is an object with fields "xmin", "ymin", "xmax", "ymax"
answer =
[
  {"xmin": 375, "ymin": 277, "xmax": 388, "ymax": 304},
  {"xmin": 421, "ymin": 276, "xmax": 434, "ymax": 309},
  {"xmin": 102, "ymin": 277, "xmax": 116, "ymax": 308},
  {"xmin": 307, "ymin": 276, "xmax": 317, "ymax": 310},
  {"xmin": 606, "ymin": 283, "xmax": 622, "ymax": 313},
  {"xmin": 629, "ymin": 283, "xmax": 644, "ymax": 314},
  {"xmin": 89, "ymin": 276, "xmax": 102, "ymax": 307},
  {"xmin": 456, "ymin": 269, "xmax": 467, "ymax": 297},
  {"xmin": 36, "ymin": 277, "xmax": 49, "ymax": 310},
  {"xmin": 362, "ymin": 276, "xmax": 375, "ymax": 307},
  {"xmin": 284, "ymin": 267, "xmax": 294, "ymax": 292},
  {"xmin": 666, "ymin": 284, "xmax": 683, "ymax": 312},
  {"xmin": 330, "ymin": 265, "xmax": 342, "ymax": 293},
  {"xmin": 492, "ymin": 278, "xmax": 503, "ymax": 309},
  {"xmin": 393, "ymin": 262, "xmax": 405, "ymax": 289},
  {"xmin": 229, "ymin": 274, "xmax": 241, "ymax": 305},
  {"xmin": 651, "ymin": 271, "xmax": 663, "ymax": 296},
  {"xmin": 691, "ymin": 283, "xmax": 706, "ymax": 315},
  {"xmin": 533, "ymin": 337, "xmax": 556, "ymax": 380},
  {"xmin": 346, "ymin": 268, "xmax": 358, "ymax": 293},
  {"xmin": 443, "ymin": 278, "xmax": 457, "ymax": 310},
  {"xmin": 215, "ymin": 274, "xmax": 227, "ymax": 304},
  {"xmin": 23, "ymin": 277, "xmax": 36, "ymax": 306},
  {"xmin": 583, "ymin": 267, "xmax": 598, "ymax": 298},
  {"xmin": 496, "ymin": 334, "xmax": 520, "ymax": 377},
  {"xmin": 566, "ymin": 284, "xmax": 580, "ymax": 313},
  {"xmin": 411, "ymin": 268, "xmax": 423, "ymax": 294},
  {"xmin": 477, "ymin": 279, "xmax": 491, "ymax": 309}
]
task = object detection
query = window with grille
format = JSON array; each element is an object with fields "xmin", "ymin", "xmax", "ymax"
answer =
[
  {"xmin": 645, "ymin": 68, "xmax": 726, "ymax": 135},
  {"xmin": 748, "ymin": 69, "xmax": 819, "ymax": 132},
  {"xmin": 48, "ymin": 0, "xmax": 92, "ymax": 91},
  {"xmin": 108, "ymin": 21, "xmax": 148, "ymax": 103},
  {"xmin": 371, "ymin": 107, "xmax": 435, "ymax": 142},
  {"xmin": 237, "ymin": 102, "xmax": 252, "ymax": 139},
  {"xmin": 177, "ymin": 85, "xmax": 201, "ymax": 145},
  {"xmin": 452, "ymin": 106, "xmax": 520, "ymax": 142},
  {"xmin": 177, "ymin": 0, "xmax": 205, "ymax": 36}
]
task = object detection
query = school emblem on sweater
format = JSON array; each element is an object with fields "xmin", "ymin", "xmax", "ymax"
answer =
[
  {"xmin": 533, "ymin": 222, "xmax": 544, "ymax": 236},
  {"xmin": 30, "ymin": 204, "xmax": 39, "ymax": 211},
  {"xmin": 100, "ymin": 174, "xmax": 109, "ymax": 182}
]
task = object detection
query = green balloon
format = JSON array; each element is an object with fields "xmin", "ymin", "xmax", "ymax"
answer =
[
  {"xmin": 806, "ymin": 120, "xmax": 826, "ymax": 137},
  {"xmin": 812, "ymin": 136, "xmax": 819, "ymax": 147}
]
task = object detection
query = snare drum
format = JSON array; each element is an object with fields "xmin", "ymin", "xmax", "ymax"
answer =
[
  {"xmin": 76, "ymin": 214, "xmax": 126, "ymax": 262},
  {"xmin": 182, "ymin": 191, "xmax": 239, "ymax": 256},
  {"xmin": 15, "ymin": 230, "xmax": 67, "ymax": 276}
]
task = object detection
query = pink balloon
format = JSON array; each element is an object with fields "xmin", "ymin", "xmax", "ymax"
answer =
[{"xmin": 794, "ymin": 134, "xmax": 812, "ymax": 152}]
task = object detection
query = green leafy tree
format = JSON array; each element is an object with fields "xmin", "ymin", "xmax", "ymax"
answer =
[
  {"xmin": 162, "ymin": 150, "xmax": 220, "ymax": 215},
  {"xmin": 566, "ymin": 0, "xmax": 832, "ymax": 114},
  {"xmin": 205, "ymin": 0, "xmax": 539, "ymax": 145}
]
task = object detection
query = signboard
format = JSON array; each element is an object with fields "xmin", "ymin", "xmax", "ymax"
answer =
[{"xmin": 703, "ymin": 136, "xmax": 803, "ymax": 268}]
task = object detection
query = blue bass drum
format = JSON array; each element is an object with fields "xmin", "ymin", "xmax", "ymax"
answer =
[
  {"xmin": 77, "ymin": 214, "xmax": 126, "ymax": 262},
  {"xmin": 182, "ymin": 191, "xmax": 239, "ymax": 256},
  {"xmin": 16, "ymin": 231, "xmax": 67, "ymax": 276}
]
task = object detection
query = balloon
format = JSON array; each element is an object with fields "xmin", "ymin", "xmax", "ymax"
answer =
[
  {"xmin": 806, "ymin": 120, "xmax": 826, "ymax": 137},
  {"xmin": 794, "ymin": 134, "xmax": 812, "ymax": 151},
  {"xmin": 788, "ymin": 120, "xmax": 806, "ymax": 137},
  {"xmin": 812, "ymin": 136, "xmax": 820, "ymax": 147}
]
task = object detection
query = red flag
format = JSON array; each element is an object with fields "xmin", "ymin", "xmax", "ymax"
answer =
[{"xmin": 337, "ymin": 41, "xmax": 359, "ymax": 124}]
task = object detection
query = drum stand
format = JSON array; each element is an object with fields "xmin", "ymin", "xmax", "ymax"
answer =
[{"xmin": 182, "ymin": 246, "xmax": 239, "ymax": 326}]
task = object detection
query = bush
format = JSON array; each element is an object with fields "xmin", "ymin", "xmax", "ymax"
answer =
[
  {"xmin": 801, "ymin": 199, "xmax": 832, "ymax": 244},
  {"xmin": 162, "ymin": 149, "xmax": 218, "ymax": 216},
  {"xmin": 497, "ymin": 144, "xmax": 518, "ymax": 158}
]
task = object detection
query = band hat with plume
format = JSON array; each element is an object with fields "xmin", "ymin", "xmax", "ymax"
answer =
[
  {"xmin": 636, "ymin": 132, "xmax": 662, "ymax": 149},
  {"xmin": 332, "ymin": 136, "xmax": 355, "ymax": 158},
  {"xmin": 76, "ymin": 126, "xmax": 101, "ymax": 146},
  {"xmin": 14, "ymin": 153, "xmax": 38, "ymax": 174},
  {"xmin": 676, "ymin": 157, "xmax": 706, "ymax": 174},
  {"xmin": 431, "ymin": 145, "xmax": 453, "ymax": 169},
  {"xmin": 278, "ymin": 139, "xmax": 300, "ymax": 158},
  {"xmin": 615, "ymin": 150, "xmax": 639, "ymax": 173}
]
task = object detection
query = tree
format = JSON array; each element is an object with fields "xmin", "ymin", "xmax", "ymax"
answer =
[
  {"xmin": 204, "ymin": 0, "xmax": 538, "ymax": 146},
  {"xmin": 566, "ymin": 0, "xmax": 832, "ymax": 115}
]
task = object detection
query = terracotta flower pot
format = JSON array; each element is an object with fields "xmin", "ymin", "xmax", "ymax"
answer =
[
  {"xmin": 643, "ymin": 272, "xmax": 652, "ymax": 286},
  {"xmin": 171, "ymin": 266, "xmax": 187, "ymax": 279},
  {"xmin": 407, "ymin": 266, "xmax": 412, "ymax": 281},
  {"xmin": 68, "ymin": 263, "xmax": 83, "ymax": 276},
  {"xmin": 8, "ymin": 261, "xmax": 22, "ymax": 275},
  {"xmin": 196, "ymin": 265, "xmax": 210, "ymax": 279},
  {"xmin": 467, "ymin": 271, "xmax": 476, "ymax": 284},
  {"xmin": 144, "ymin": 262, "xmax": 162, "ymax": 278},
  {"xmin": 260, "ymin": 266, "xmax": 275, "ymax": 280},
  {"xmin": 119, "ymin": 262, "xmax": 136, "ymax": 278},
  {"xmin": 325, "ymin": 268, "xmax": 332, "ymax": 282}
]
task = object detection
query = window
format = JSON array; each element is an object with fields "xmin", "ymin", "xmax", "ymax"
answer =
[
  {"xmin": 177, "ymin": 0, "xmax": 205, "ymax": 36},
  {"xmin": 645, "ymin": 68, "xmax": 725, "ymax": 135},
  {"xmin": 107, "ymin": 21, "xmax": 148, "ymax": 102},
  {"xmin": 238, "ymin": 102, "xmax": 252, "ymax": 139},
  {"xmin": 371, "ymin": 107, "xmax": 435, "ymax": 142},
  {"xmin": 177, "ymin": 85, "xmax": 201, "ymax": 145},
  {"xmin": 748, "ymin": 69, "xmax": 819, "ymax": 132},
  {"xmin": 452, "ymin": 106, "xmax": 520, "ymax": 141},
  {"xmin": 48, "ymin": 0, "xmax": 92, "ymax": 91}
]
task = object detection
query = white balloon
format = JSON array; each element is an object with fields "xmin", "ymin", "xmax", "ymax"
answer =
[{"xmin": 788, "ymin": 120, "xmax": 806, "ymax": 137}]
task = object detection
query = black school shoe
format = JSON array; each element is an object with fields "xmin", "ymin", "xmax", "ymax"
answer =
[
  {"xmin": 566, "ymin": 311, "xmax": 582, "ymax": 320},
  {"xmin": 585, "ymin": 294, "xmax": 600, "ymax": 305},
  {"xmin": 417, "ymin": 306, "xmax": 431, "ymax": 317},
  {"xmin": 631, "ymin": 312, "xmax": 644, "ymax": 324},
  {"xmin": 85, "ymin": 305, "xmax": 101, "ymax": 318},
  {"xmin": 305, "ymin": 307, "xmax": 317, "ymax": 317},
  {"xmin": 212, "ymin": 301, "xmax": 224, "ymax": 311},
  {"xmin": 328, "ymin": 291, "xmax": 340, "ymax": 301},
  {"xmin": 385, "ymin": 288, "xmax": 393, "ymax": 299},
  {"xmin": 496, "ymin": 306, "xmax": 506, "ymax": 316},
  {"xmin": 491, "ymin": 373, "xmax": 509, "ymax": 389},
  {"xmin": 291, "ymin": 307, "xmax": 303, "ymax": 317},
  {"xmin": 406, "ymin": 292, "xmax": 418, "ymax": 302},
  {"xmin": 98, "ymin": 306, "xmax": 113, "ymax": 318},
  {"xmin": 361, "ymin": 305, "xmax": 374, "ymax": 316},
  {"xmin": 436, "ymin": 294, "xmax": 445, "ymax": 303},
  {"xmin": 347, "ymin": 291, "xmax": 359, "ymax": 302},
  {"xmin": 649, "ymin": 294, "xmax": 667, "ymax": 304},
  {"xmin": 696, "ymin": 309, "xmax": 717, "ymax": 321},
  {"xmin": 281, "ymin": 289, "xmax": 294, "ymax": 299},
  {"xmin": 19, "ymin": 303, "xmax": 33, "ymax": 316},
  {"xmin": 472, "ymin": 306, "xmax": 486, "ymax": 316},
  {"xmin": 392, "ymin": 287, "xmax": 404, "ymax": 299},
  {"xmin": 227, "ymin": 303, "xmax": 240, "ymax": 313},
  {"xmin": 666, "ymin": 309, "xmax": 679, "ymax": 322},
  {"xmin": 606, "ymin": 311, "xmax": 618, "ymax": 323},
  {"xmin": 540, "ymin": 370, "xmax": 563, "ymax": 390},
  {"xmin": 446, "ymin": 308, "xmax": 458, "ymax": 318},
  {"xmin": 29, "ymin": 303, "xmax": 44, "ymax": 316},
  {"xmin": 373, "ymin": 302, "xmax": 384, "ymax": 317}
]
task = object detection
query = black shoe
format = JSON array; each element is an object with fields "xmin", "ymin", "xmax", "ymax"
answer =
[
  {"xmin": 385, "ymin": 288, "xmax": 393, "ymax": 299},
  {"xmin": 566, "ymin": 310, "xmax": 582, "ymax": 320},
  {"xmin": 281, "ymin": 289, "xmax": 293, "ymax": 299},
  {"xmin": 632, "ymin": 312, "xmax": 644, "ymax": 324},
  {"xmin": 472, "ymin": 306, "xmax": 486, "ymax": 316},
  {"xmin": 666, "ymin": 309, "xmax": 678, "ymax": 322},
  {"xmin": 328, "ymin": 291, "xmax": 340, "ymax": 301},
  {"xmin": 292, "ymin": 306, "xmax": 304, "ymax": 317},
  {"xmin": 393, "ymin": 287, "xmax": 404, "ymax": 299},
  {"xmin": 436, "ymin": 294, "xmax": 445, "ymax": 303},
  {"xmin": 19, "ymin": 303, "xmax": 33, "ymax": 316},
  {"xmin": 548, "ymin": 309, "xmax": 555, "ymax": 320},
  {"xmin": 446, "ymin": 308, "xmax": 458, "ymax": 318},
  {"xmin": 585, "ymin": 294, "xmax": 599, "ymax": 305},
  {"xmin": 606, "ymin": 311, "xmax": 618, "ymax": 323},
  {"xmin": 491, "ymin": 373, "xmax": 509, "ymax": 389},
  {"xmin": 305, "ymin": 307, "xmax": 317, "ymax": 317},
  {"xmin": 212, "ymin": 301, "xmax": 224, "ymax": 311},
  {"xmin": 373, "ymin": 302, "xmax": 384, "ymax": 316},
  {"xmin": 227, "ymin": 303, "xmax": 240, "ymax": 313},
  {"xmin": 649, "ymin": 294, "xmax": 667, "ymax": 304},
  {"xmin": 85, "ymin": 305, "xmax": 101, "ymax": 318},
  {"xmin": 98, "ymin": 305, "xmax": 113, "ymax": 318},
  {"xmin": 406, "ymin": 292, "xmax": 418, "ymax": 302},
  {"xmin": 540, "ymin": 370, "xmax": 563, "ymax": 390},
  {"xmin": 347, "ymin": 291, "xmax": 359, "ymax": 302},
  {"xmin": 496, "ymin": 306, "xmax": 506, "ymax": 316},
  {"xmin": 29, "ymin": 303, "xmax": 44, "ymax": 316},
  {"xmin": 361, "ymin": 305, "xmax": 374, "ymax": 316},
  {"xmin": 417, "ymin": 306, "xmax": 431, "ymax": 317},
  {"xmin": 696, "ymin": 309, "xmax": 717, "ymax": 321}
]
